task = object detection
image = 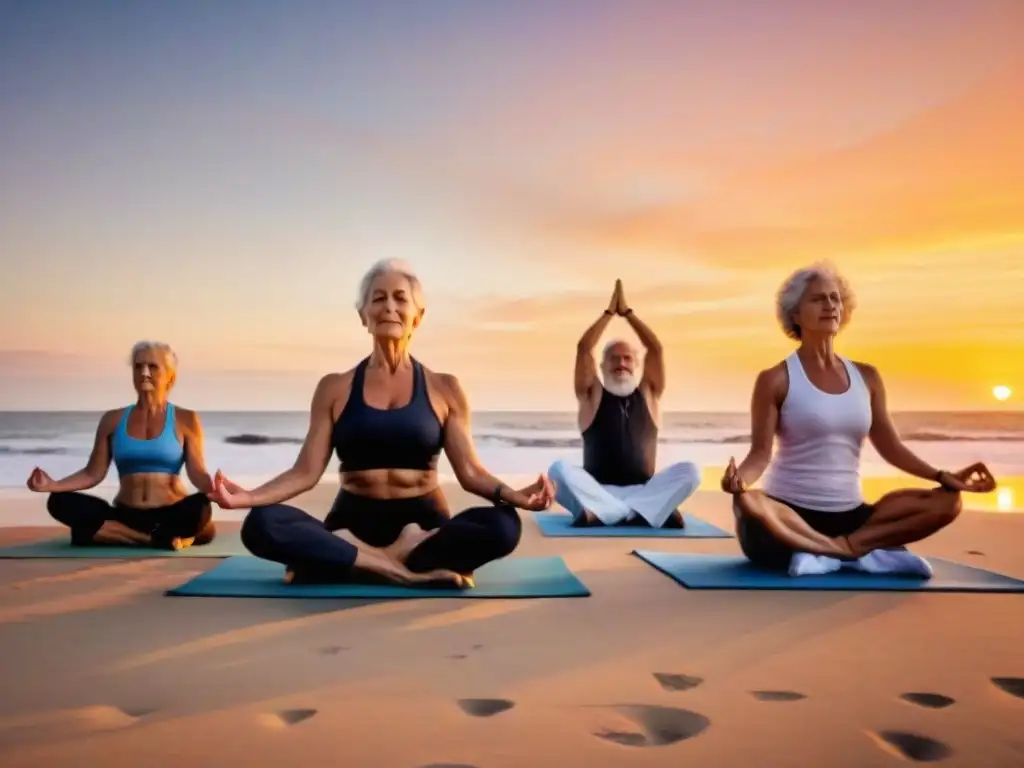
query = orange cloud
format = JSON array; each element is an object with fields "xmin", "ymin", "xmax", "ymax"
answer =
[{"xmin": 460, "ymin": 60, "xmax": 1024, "ymax": 276}]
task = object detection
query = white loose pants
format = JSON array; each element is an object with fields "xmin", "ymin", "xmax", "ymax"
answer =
[{"xmin": 547, "ymin": 459, "xmax": 701, "ymax": 528}]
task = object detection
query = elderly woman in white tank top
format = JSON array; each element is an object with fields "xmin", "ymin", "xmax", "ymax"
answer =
[{"xmin": 721, "ymin": 262, "xmax": 996, "ymax": 577}]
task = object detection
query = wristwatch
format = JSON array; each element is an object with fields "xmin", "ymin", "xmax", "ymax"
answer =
[{"xmin": 491, "ymin": 483, "xmax": 507, "ymax": 505}]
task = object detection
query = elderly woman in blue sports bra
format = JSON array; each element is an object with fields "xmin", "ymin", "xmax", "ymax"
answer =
[
  {"xmin": 26, "ymin": 341, "xmax": 216, "ymax": 550},
  {"xmin": 721, "ymin": 262, "xmax": 996, "ymax": 576},
  {"xmin": 208, "ymin": 259, "xmax": 554, "ymax": 587}
]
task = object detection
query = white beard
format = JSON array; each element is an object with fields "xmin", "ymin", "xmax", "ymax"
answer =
[{"xmin": 603, "ymin": 374, "xmax": 639, "ymax": 397}]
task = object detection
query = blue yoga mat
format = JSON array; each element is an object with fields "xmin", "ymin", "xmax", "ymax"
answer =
[
  {"xmin": 0, "ymin": 532, "xmax": 247, "ymax": 559},
  {"xmin": 633, "ymin": 551, "xmax": 1024, "ymax": 593},
  {"xmin": 166, "ymin": 555, "xmax": 592, "ymax": 598},
  {"xmin": 535, "ymin": 512, "xmax": 732, "ymax": 538}
]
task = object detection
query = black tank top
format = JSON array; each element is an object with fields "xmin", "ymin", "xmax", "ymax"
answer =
[
  {"xmin": 582, "ymin": 387, "xmax": 658, "ymax": 486},
  {"xmin": 332, "ymin": 357, "xmax": 444, "ymax": 472}
]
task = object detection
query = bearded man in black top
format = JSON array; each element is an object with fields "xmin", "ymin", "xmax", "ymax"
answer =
[{"xmin": 548, "ymin": 280, "xmax": 701, "ymax": 527}]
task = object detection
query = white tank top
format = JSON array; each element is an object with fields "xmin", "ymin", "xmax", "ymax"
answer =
[{"xmin": 761, "ymin": 352, "xmax": 873, "ymax": 512}]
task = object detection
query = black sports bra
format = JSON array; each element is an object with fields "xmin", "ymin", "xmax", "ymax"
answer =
[{"xmin": 331, "ymin": 357, "xmax": 444, "ymax": 472}]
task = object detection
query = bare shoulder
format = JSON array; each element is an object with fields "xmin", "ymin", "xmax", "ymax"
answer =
[
  {"xmin": 757, "ymin": 361, "xmax": 788, "ymax": 391},
  {"xmin": 851, "ymin": 360, "xmax": 882, "ymax": 388},
  {"xmin": 851, "ymin": 360, "xmax": 879, "ymax": 379},
  {"xmin": 98, "ymin": 408, "xmax": 125, "ymax": 434},
  {"xmin": 173, "ymin": 406, "xmax": 201, "ymax": 428},
  {"xmin": 314, "ymin": 369, "xmax": 355, "ymax": 415},
  {"xmin": 318, "ymin": 369, "xmax": 354, "ymax": 392},
  {"xmin": 639, "ymin": 379, "xmax": 661, "ymax": 401},
  {"xmin": 424, "ymin": 367, "xmax": 467, "ymax": 405}
]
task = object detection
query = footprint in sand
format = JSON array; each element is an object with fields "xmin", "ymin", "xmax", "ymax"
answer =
[
  {"xmin": 750, "ymin": 690, "xmax": 806, "ymax": 702},
  {"xmin": 117, "ymin": 706, "xmax": 159, "ymax": 718},
  {"xmin": 448, "ymin": 645, "xmax": 484, "ymax": 661},
  {"xmin": 418, "ymin": 764, "xmax": 480, "ymax": 768},
  {"xmin": 991, "ymin": 677, "xmax": 1024, "ymax": 700},
  {"xmin": 260, "ymin": 708, "xmax": 318, "ymax": 729},
  {"xmin": 900, "ymin": 693, "xmax": 956, "ymax": 709},
  {"xmin": 0, "ymin": 705, "xmax": 141, "ymax": 743},
  {"xmin": 318, "ymin": 646, "xmax": 349, "ymax": 655},
  {"xmin": 871, "ymin": 731, "xmax": 952, "ymax": 762},
  {"xmin": 965, "ymin": 550, "xmax": 985, "ymax": 557},
  {"xmin": 456, "ymin": 699, "xmax": 515, "ymax": 718},
  {"xmin": 591, "ymin": 704, "xmax": 710, "ymax": 748},
  {"xmin": 653, "ymin": 673, "xmax": 703, "ymax": 692}
]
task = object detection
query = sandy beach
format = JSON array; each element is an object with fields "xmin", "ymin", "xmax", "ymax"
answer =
[
  {"xmin": 0, "ymin": 484, "xmax": 1022, "ymax": 767},
  {"xmin": 5, "ymin": 0, "xmax": 1024, "ymax": 764}
]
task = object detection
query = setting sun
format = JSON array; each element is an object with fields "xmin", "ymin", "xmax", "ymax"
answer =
[{"xmin": 993, "ymin": 385, "xmax": 1012, "ymax": 402}]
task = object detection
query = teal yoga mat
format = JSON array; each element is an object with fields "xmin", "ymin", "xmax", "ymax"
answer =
[
  {"xmin": 535, "ymin": 512, "xmax": 732, "ymax": 538},
  {"xmin": 633, "ymin": 551, "xmax": 1024, "ymax": 593},
  {"xmin": 0, "ymin": 532, "xmax": 247, "ymax": 558},
  {"xmin": 166, "ymin": 555, "xmax": 592, "ymax": 599}
]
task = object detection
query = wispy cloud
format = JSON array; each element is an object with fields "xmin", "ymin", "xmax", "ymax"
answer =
[{"xmin": 457, "ymin": 60, "xmax": 1024, "ymax": 277}]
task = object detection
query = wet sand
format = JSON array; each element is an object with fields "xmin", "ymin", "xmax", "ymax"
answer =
[{"xmin": 0, "ymin": 485, "xmax": 1022, "ymax": 767}]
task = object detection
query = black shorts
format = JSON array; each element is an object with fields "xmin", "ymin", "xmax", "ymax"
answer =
[{"xmin": 736, "ymin": 494, "xmax": 875, "ymax": 570}]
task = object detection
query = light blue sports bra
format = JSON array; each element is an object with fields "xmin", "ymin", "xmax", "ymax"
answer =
[{"xmin": 110, "ymin": 404, "xmax": 186, "ymax": 477}]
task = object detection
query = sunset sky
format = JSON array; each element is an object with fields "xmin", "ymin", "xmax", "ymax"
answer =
[{"xmin": 1, "ymin": 0, "xmax": 1022, "ymax": 411}]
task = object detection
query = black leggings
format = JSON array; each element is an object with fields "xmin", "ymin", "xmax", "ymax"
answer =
[
  {"xmin": 736, "ymin": 494, "xmax": 875, "ymax": 570},
  {"xmin": 240, "ymin": 489, "xmax": 523, "ymax": 580},
  {"xmin": 47, "ymin": 491, "xmax": 216, "ymax": 548}
]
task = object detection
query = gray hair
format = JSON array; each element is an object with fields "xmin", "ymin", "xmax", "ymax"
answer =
[
  {"xmin": 355, "ymin": 258, "xmax": 425, "ymax": 313},
  {"xmin": 129, "ymin": 340, "xmax": 178, "ymax": 370},
  {"xmin": 602, "ymin": 339, "xmax": 638, "ymax": 362},
  {"xmin": 776, "ymin": 261, "xmax": 857, "ymax": 340}
]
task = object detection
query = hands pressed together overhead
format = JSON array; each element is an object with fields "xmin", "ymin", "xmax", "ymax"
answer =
[{"xmin": 607, "ymin": 279, "xmax": 631, "ymax": 316}]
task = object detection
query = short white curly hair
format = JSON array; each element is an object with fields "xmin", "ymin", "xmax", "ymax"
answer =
[
  {"xmin": 129, "ymin": 340, "xmax": 178, "ymax": 370},
  {"xmin": 601, "ymin": 339, "xmax": 639, "ymax": 363},
  {"xmin": 776, "ymin": 261, "xmax": 857, "ymax": 340},
  {"xmin": 355, "ymin": 258, "xmax": 425, "ymax": 314}
]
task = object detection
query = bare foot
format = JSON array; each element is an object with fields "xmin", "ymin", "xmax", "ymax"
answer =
[
  {"xmin": 572, "ymin": 509, "xmax": 599, "ymax": 526},
  {"xmin": 385, "ymin": 523, "xmax": 439, "ymax": 563},
  {"xmin": 93, "ymin": 521, "xmax": 153, "ymax": 547},
  {"xmin": 284, "ymin": 568, "xmax": 296, "ymax": 584},
  {"xmin": 408, "ymin": 568, "xmax": 475, "ymax": 589}
]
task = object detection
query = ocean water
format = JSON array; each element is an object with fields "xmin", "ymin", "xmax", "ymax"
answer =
[{"xmin": 2, "ymin": 410, "xmax": 1023, "ymax": 490}]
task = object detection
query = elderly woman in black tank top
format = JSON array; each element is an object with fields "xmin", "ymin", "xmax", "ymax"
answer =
[
  {"xmin": 208, "ymin": 259, "xmax": 554, "ymax": 587},
  {"xmin": 721, "ymin": 262, "xmax": 996, "ymax": 575}
]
